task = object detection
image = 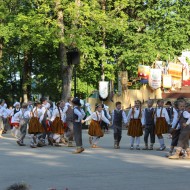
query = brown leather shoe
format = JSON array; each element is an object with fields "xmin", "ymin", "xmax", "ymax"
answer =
[
  {"xmin": 91, "ymin": 144, "xmax": 101, "ymax": 148},
  {"xmin": 72, "ymin": 147, "xmax": 84, "ymax": 154}
]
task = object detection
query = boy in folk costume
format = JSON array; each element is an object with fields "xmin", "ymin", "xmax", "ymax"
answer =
[
  {"xmin": 51, "ymin": 101, "xmax": 66, "ymax": 147},
  {"xmin": 169, "ymin": 103, "xmax": 190, "ymax": 159},
  {"xmin": 83, "ymin": 103, "xmax": 111, "ymax": 148},
  {"xmin": 63, "ymin": 97, "xmax": 74, "ymax": 147},
  {"xmin": 141, "ymin": 99, "xmax": 155, "ymax": 150},
  {"xmin": 166, "ymin": 100, "xmax": 186, "ymax": 157},
  {"xmin": 13, "ymin": 103, "xmax": 30, "ymax": 146},
  {"xmin": 72, "ymin": 98, "xmax": 85, "ymax": 154},
  {"xmin": 28, "ymin": 100, "xmax": 43, "ymax": 148},
  {"xmin": 39, "ymin": 97, "xmax": 53, "ymax": 146},
  {"xmin": 101, "ymin": 104, "xmax": 111, "ymax": 133},
  {"xmin": 126, "ymin": 100, "xmax": 143, "ymax": 150},
  {"xmin": 112, "ymin": 101, "xmax": 127, "ymax": 149},
  {"xmin": 154, "ymin": 99, "xmax": 170, "ymax": 151},
  {"xmin": 10, "ymin": 102, "xmax": 21, "ymax": 138}
]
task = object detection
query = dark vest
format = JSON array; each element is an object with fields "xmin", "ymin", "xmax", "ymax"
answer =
[
  {"xmin": 145, "ymin": 108, "xmax": 154, "ymax": 125},
  {"xmin": 179, "ymin": 112, "xmax": 188, "ymax": 129},
  {"xmin": 73, "ymin": 107, "xmax": 80, "ymax": 121},
  {"xmin": 113, "ymin": 109, "xmax": 122, "ymax": 126},
  {"xmin": 14, "ymin": 108, "xmax": 20, "ymax": 115}
]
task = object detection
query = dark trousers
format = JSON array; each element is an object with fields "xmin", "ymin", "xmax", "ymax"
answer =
[
  {"xmin": 73, "ymin": 122, "xmax": 82, "ymax": 147},
  {"xmin": 177, "ymin": 126, "xmax": 190, "ymax": 149},
  {"xmin": 19, "ymin": 123, "xmax": 27, "ymax": 142},
  {"xmin": 113, "ymin": 125, "xmax": 122, "ymax": 144},
  {"xmin": 41, "ymin": 120, "xmax": 52, "ymax": 140},
  {"xmin": 144, "ymin": 125, "xmax": 155, "ymax": 144},
  {"xmin": 101, "ymin": 121, "xmax": 109, "ymax": 131},
  {"xmin": 171, "ymin": 129, "xmax": 180, "ymax": 147}
]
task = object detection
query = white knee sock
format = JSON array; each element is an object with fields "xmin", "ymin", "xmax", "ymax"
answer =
[
  {"xmin": 136, "ymin": 137, "xmax": 140, "ymax": 146},
  {"xmin": 130, "ymin": 137, "xmax": 135, "ymax": 146}
]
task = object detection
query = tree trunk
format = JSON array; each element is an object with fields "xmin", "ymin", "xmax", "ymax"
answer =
[
  {"xmin": 55, "ymin": 0, "xmax": 73, "ymax": 101},
  {"xmin": 0, "ymin": 38, "xmax": 3, "ymax": 59},
  {"xmin": 22, "ymin": 52, "xmax": 31, "ymax": 102}
]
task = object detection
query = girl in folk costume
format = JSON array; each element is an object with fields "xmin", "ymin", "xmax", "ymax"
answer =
[
  {"xmin": 126, "ymin": 100, "xmax": 143, "ymax": 150},
  {"xmin": 13, "ymin": 103, "xmax": 31, "ymax": 146},
  {"xmin": 83, "ymin": 103, "xmax": 111, "ymax": 148},
  {"xmin": 28, "ymin": 100, "xmax": 43, "ymax": 148},
  {"xmin": 51, "ymin": 101, "xmax": 66, "ymax": 147},
  {"xmin": 10, "ymin": 102, "xmax": 21, "ymax": 138},
  {"xmin": 154, "ymin": 99, "xmax": 170, "ymax": 151}
]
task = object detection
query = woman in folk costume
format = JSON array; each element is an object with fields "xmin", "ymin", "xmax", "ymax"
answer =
[
  {"xmin": 154, "ymin": 99, "xmax": 170, "ymax": 151},
  {"xmin": 126, "ymin": 100, "xmax": 143, "ymax": 150},
  {"xmin": 83, "ymin": 103, "xmax": 111, "ymax": 148},
  {"xmin": 13, "ymin": 103, "xmax": 31, "ymax": 146},
  {"xmin": 51, "ymin": 101, "xmax": 66, "ymax": 147},
  {"xmin": 10, "ymin": 102, "xmax": 21, "ymax": 139},
  {"xmin": 28, "ymin": 100, "xmax": 43, "ymax": 148}
]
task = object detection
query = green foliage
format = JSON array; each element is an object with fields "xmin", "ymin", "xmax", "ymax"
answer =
[{"xmin": 0, "ymin": 0, "xmax": 190, "ymax": 102}]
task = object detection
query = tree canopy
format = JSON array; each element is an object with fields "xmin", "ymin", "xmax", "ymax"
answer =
[{"xmin": 0, "ymin": 0, "xmax": 190, "ymax": 104}]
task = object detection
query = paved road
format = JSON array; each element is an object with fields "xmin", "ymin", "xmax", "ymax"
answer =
[{"xmin": 0, "ymin": 130, "xmax": 190, "ymax": 190}]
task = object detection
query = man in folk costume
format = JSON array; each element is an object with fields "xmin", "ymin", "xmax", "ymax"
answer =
[
  {"xmin": 82, "ymin": 103, "xmax": 111, "ymax": 148},
  {"xmin": 51, "ymin": 101, "xmax": 66, "ymax": 147},
  {"xmin": 10, "ymin": 102, "xmax": 21, "ymax": 138},
  {"xmin": 154, "ymin": 99, "xmax": 170, "ymax": 151},
  {"xmin": 63, "ymin": 97, "xmax": 74, "ymax": 147},
  {"xmin": 13, "ymin": 103, "xmax": 30, "ymax": 146},
  {"xmin": 72, "ymin": 97, "xmax": 85, "ymax": 154},
  {"xmin": 112, "ymin": 101, "xmax": 127, "ymax": 149},
  {"xmin": 141, "ymin": 99, "xmax": 155, "ymax": 150},
  {"xmin": 169, "ymin": 103, "xmax": 190, "ymax": 159},
  {"xmin": 39, "ymin": 97, "xmax": 53, "ymax": 146},
  {"xmin": 28, "ymin": 100, "xmax": 43, "ymax": 148},
  {"xmin": 126, "ymin": 100, "xmax": 143, "ymax": 150},
  {"xmin": 166, "ymin": 99, "xmax": 185, "ymax": 157}
]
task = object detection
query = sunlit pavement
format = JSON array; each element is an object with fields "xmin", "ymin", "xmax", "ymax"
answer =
[{"xmin": 0, "ymin": 130, "xmax": 190, "ymax": 190}]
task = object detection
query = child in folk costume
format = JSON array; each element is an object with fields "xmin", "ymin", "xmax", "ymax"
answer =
[
  {"xmin": 169, "ymin": 102, "xmax": 190, "ymax": 159},
  {"xmin": 126, "ymin": 100, "xmax": 143, "ymax": 150},
  {"xmin": 51, "ymin": 101, "xmax": 66, "ymax": 147},
  {"xmin": 112, "ymin": 101, "xmax": 127, "ymax": 149},
  {"xmin": 141, "ymin": 99, "xmax": 155, "ymax": 150},
  {"xmin": 39, "ymin": 97, "xmax": 53, "ymax": 146},
  {"xmin": 101, "ymin": 104, "xmax": 111, "ymax": 133},
  {"xmin": 13, "ymin": 103, "xmax": 31, "ymax": 146},
  {"xmin": 0, "ymin": 100, "xmax": 4, "ymax": 138},
  {"xmin": 166, "ymin": 100, "xmax": 186, "ymax": 157},
  {"xmin": 10, "ymin": 102, "xmax": 21, "ymax": 138},
  {"xmin": 154, "ymin": 99, "xmax": 170, "ymax": 151},
  {"xmin": 28, "ymin": 100, "xmax": 43, "ymax": 148},
  {"xmin": 83, "ymin": 103, "xmax": 110, "ymax": 148},
  {"xmin": 72, "ymin": 98, "xmax": 85, "ymax": 154}
]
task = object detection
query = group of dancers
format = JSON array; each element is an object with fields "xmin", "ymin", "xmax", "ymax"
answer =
[{"xmin": 0, "ymin": 97, "xmax": 190, "ymax": 158}]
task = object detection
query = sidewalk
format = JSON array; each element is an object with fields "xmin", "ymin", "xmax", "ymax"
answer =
[{"xmin": 0, "ymin": 130, "xmax": 190, "ymax": 190}]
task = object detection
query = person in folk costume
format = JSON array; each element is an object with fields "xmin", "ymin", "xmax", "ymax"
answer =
[
  {"xmin": 84, "ymin": 103, "xmax": 92, "ymax": 127},
  {"xmin": 82, "ymin": 103, "xmax": 111, "ymax": 148},
  {"xmin": 126, "ymin": 100, "xmax": 143, "ymax": 150},
  {"xmin": 112, "ymin": 101, "xmax": 127, "ymax": 149},
  {"xmin": 141, "ymin": 99, "xmax": 155, "ymax": 150},
  {"xmin": 169, "ymin": 102, "xmax": 190, "ymax": 159},
  {"xmin": 28, "ymin": 100, "xmax": 43, "ymax": 148},
  {"xmin": 10, "ymin": 102, "xmax": 21, "ymax": 138},
  {"xmin": 39, "ymin": 97, "xmax": 53, "ymax": 146},
  {"xmin": 0, "ymin": 99, "xmax": 5, "ymax": 138},
  {"xmin": 101, "ymin": 104, "xmax": 111, "ymax": 134},
  {"xmin": 13, "ymin": 103, "xmax": 31, "ymax": 146},
  {"xmin": 63, "ymin": 97, "xmax": 75, "ymax": 147},
  {"xmin": 154, "ymin": 99, "xmax": 170, "ymax": 151},
  {"xmin": 71, "ymin": 98, "xmax": 85, "ymax": 154},
  {"xmin": 165, "ymin": 99, "xmax": 186, "ymax": 157},
  {"xmin": 27, "ymin": 100, "xmax": 34, "ymax": 112},
  {"xmin": 51, "ymin": 101, "xmax": 66, "ymax": 147}
]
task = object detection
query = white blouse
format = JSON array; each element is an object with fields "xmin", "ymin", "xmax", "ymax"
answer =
[{"xmin": 85, "ymin": 111, "xmax": 110, "ymax": 124}]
